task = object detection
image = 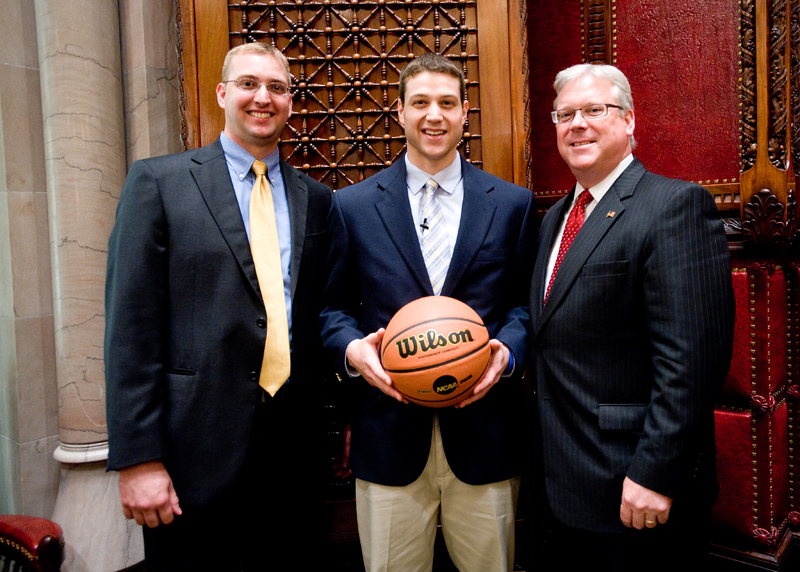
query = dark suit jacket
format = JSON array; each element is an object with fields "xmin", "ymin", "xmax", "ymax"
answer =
[
  {"xmin": 105, "ymin": 139, "xmax": 332, "ymax": 506},
  {"xmin": 320, "ymin": 156, "xmax": 537, "ymax": 487},
  {"xmin": 530, "ymin": 158, "xmax": 734, "ymax": 533}
]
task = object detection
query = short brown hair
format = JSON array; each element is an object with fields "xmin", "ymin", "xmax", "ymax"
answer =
[
  {"xmin": 398, "ymin": 53, "xmax": 466, "ymax": 104},
  {"xmin": 221, "ymin": 43, "xmax": 291, "ymax": 85}
]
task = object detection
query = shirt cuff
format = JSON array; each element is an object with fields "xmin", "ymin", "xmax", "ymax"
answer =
[
  {"xmin": 502, "ymin": 347, "xmax": 515, "ymax": 378},
  {"xmin": 344, "ymin": 339, "xmax": 361, "ymax": 378}
]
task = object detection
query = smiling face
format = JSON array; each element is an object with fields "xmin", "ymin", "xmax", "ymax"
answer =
[
  {"xmin": 398, "ymin": 71, "xmax": 469, "ymax": 174},
  {"xmin": 555, "ymin": 73, "xmax": 635, "ymax": 189},
  {"xmin": 216, "ymin": 52, "xmax": 292, "ymax": 158}
]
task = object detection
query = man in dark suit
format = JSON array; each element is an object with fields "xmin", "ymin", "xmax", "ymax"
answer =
[
  {"xmin": 320, "ymin": 53, "xmax": 536, "ymax": 571},
  {"xmin": 530, "ymin": 63, "xmax": 734, "ymax": 571},
  {"xmin": 105, "ymin": 43, "xmax": 332, "ymax": 570}
]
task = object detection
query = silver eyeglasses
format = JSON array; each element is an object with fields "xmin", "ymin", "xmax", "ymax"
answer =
[
  {"xmin": 551, "ymin": 103, "xmax": 622, "ymax": 124},
  {"xmin": 225, "ymin": 77, "xmax": 290, "ymax": 96}
]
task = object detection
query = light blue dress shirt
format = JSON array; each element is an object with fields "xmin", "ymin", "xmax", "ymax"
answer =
[{"xmin": 220, "ymin": 132, "xmax": 293, "ymax": 341}]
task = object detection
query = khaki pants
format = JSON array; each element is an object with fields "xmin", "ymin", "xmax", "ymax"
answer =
[{"xmin": 356, "ymin": 416, "xmax": 520, "ymax": 572}]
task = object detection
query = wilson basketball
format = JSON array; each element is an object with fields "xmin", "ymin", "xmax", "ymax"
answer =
[{"xmin": 380, "ymin": 296, "xmax": 491, "ymax": 407}]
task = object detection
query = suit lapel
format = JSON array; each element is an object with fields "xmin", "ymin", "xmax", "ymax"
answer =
[
  {"xmin": 442, "ymin": 159, "xmax": 495, "ymax": 296},
  {"xmin": 539, "ymin": 159, "xmax": 646, "ymax": 328},
  {"xmin": 190, "ymin": 139, "xmax": 261, "ymax": 299},
  {"xmin": 531, "ymin": 193, "xmax": 571, "ymax": 324},
  {"xmin": 374, "ymin": 160, "xmax": 434, "ymax": 294},
  {"xmin": 281, "ymin": 160, "xmax": 307, "ymax": 301}
]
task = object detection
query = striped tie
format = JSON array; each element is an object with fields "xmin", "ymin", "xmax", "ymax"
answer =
[{"xmin": 420, "ymin": 178, "xmax": 450, "ymax": 295}]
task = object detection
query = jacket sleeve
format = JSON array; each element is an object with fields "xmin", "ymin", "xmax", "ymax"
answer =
[
  {"xmin": 105, "ymin": 159, "xmax": 170, "ymax": 471},
  {"xmin": 626, "ymin": 182, "xmax": 734, "ymax": 497}
]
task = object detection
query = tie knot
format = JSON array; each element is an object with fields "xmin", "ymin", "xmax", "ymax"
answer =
[
  {"xmin": 252, "ymin": 160, "xmax": 267, "ymax": 177},
  {"xmin": 424, "ymin": 179, "xmax": 439, "ymax": 195},
  {"xmin": 576, "ymin": 189, "xmax": 592, "ymax": 209}
]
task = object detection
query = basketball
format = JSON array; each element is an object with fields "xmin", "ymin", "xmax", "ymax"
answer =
[{"xmin": 380, "ymin": 296, "xmax": 491, "ymax": 407}]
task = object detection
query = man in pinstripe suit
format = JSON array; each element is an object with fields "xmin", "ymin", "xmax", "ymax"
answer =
[{"xmin": 529, "ymin": 64, "xmax": 734, "ymax": 570}]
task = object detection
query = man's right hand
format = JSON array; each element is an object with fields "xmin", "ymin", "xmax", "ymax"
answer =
[
  {"xmin": 119, "ymin": 460, "xmax": 182, "ymax": 528},
  {"xmin": 346, "ymin": 329, "xmax": 408, "ymax": 403}
]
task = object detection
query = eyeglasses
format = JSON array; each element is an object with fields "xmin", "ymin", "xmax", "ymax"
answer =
[
  {"xmin": 224, "ymin": 77, "xmax": 290, "ymax": 96},
  {"xmin": 551, "ymin": 103, "xmax": 623, "ymax": 124}
]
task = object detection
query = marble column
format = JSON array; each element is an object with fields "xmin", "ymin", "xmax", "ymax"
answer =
[
  {"xmin": 0, "ymin": 0, "xmax": 60, "ymax": 519},
  {"xmin": 35, "ymin": 0, "xmax": 122, "ymax": 450},
  {"xmin": 34, "ymin": 0, "xmax": 141, "ymax": 569}
]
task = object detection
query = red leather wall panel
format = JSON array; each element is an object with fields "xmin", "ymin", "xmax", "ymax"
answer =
[
  {"xmin": 725, "ymin": 269, "xmax": 752, "ymax": 397},
  {"xmin": 713, "ymin": 404, "xmax": 790, "ymax": 541},
  {"xmin": 713, "ymin": 409, "xmax": 754, "ymax": 538},
  {"xmin": 615, "ymin": 0, "xmax": 740, "ymax": 184},
  {"xmin": 525, "ymin": 0, "xmax": 585, "ymax": 198},
  {"xmin": 723, "ymin": 263, "xmax": 788, "ymax": 399},
  {"xmin": 526, "ymin": 0, "xmax": 740, "ymax": 197},
  {"xmin": 768, "ymin": 402, "xmax": 790, "ymax": 531}
]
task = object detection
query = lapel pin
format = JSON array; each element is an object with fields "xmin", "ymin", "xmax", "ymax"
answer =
[{"xmin": 606, "ymin": 211, "xmax": 616, "ymax": 218}]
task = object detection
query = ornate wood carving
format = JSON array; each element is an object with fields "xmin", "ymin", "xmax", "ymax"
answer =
[
  {"xmin": 742, "ymin": 188, "xmax": 787, "ymax": 250},
  {"xmin": 583, "ymin": 0, "xmax": 612, "ymax": 64},
  {"xmin": 741, "ymin": 0, "xmax": 757, "ymax": 171},
  {"xmin": 769, "ymin": 0, "xmax": 790, "ymax": 170},
  {"xmin": 175, "ymin": 0, "xmax": 200, "ymax": 151},
  {"xmin": 791, "ymin": 0, "xmax": 800, "ymax": 169},
  {"xmin": 512, "ymin": 0, "xmax": 533, "ymax": 189}
]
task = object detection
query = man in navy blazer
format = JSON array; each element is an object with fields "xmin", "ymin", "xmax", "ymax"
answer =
[
  {"xmin": 105, "ymin": 43, "xmax": 332, "ymax": 570},
  {"xmin": 530, "ymin": 64, "xmax": 734, "ymax": 571},
  {"xmin": 320, "ymin": 53, "xmax": 536, "ymax": 571}
]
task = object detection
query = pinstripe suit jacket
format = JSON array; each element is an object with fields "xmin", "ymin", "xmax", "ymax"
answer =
[{"xmin": 530, "ymin": 158, "xmax": 734, "ymax": 533}]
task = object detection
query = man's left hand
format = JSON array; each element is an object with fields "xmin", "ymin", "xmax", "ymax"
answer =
[
  {"xmin": 620, "ymin": 476, "xmax": 673, "ymax": 529},
  {"xmin": 456, "ymin": 339, "xmax": 509, "ymax": 408}
]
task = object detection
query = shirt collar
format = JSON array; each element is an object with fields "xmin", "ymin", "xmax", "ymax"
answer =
[
  {"xmin": 220, "ymin": 132, "xmax": 281, "ymax": 178},
  {"xmin": 575, "ymin": 153, "xmax": 634, "ymax": 204},
  {"xmin": 405, "ymin": 153, "xmax": 462, "ymax": 196}
]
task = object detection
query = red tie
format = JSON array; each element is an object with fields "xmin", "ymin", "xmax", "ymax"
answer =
[{"xmin": 545, "ymin": 189, "xmax": 593, "ymax": 302}]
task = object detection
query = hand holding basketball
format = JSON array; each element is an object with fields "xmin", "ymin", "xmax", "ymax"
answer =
[
  {"xmin": 381, "ymin": 296, "xmax": 492, "ymax": 408},
  {"xmin": 345, "ymin": 329, "xmax": 408, "ymax": 403},
  {"xmin": 455, "ymin": 339, "xmax": 509, "ymax": 408}
]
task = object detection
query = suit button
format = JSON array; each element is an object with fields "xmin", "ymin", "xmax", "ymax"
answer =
[
  {"xmin": 249, "ymin": 371, "xmax": 258, "ymax": 381},
  {"xmin": 257, "ymin": 318, "xmax": 266, "ymax": 328}
]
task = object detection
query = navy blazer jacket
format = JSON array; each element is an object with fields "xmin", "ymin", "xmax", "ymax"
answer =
[
  {"xmin": 105, "ymin": 139, "xmax": 332, "ymax": 505},
  {"xmin": 320, "ymin": 156, "xmax": 537, "ymax": 486},
  {"xmin": 530, "ymin": 158, "xmax": 734, "ymax": 533}
]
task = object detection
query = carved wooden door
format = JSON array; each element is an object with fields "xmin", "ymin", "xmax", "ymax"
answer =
[{"xmin": 176, "ymin": 0, "xmax": 531, "ymax": 189}]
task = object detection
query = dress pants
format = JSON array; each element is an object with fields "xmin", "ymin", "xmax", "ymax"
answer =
[
  {"xmin": 356, "ymin": 415, "xmax": 520, "ymax": 572},
  {"xmin": 142, "ymin": 385, "xmax": 326, "ymax": 572}
]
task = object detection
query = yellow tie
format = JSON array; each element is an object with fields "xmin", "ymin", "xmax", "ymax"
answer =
[{"xmin": 250, "ymin": 160, "xmax": 290, "ymax": 395}]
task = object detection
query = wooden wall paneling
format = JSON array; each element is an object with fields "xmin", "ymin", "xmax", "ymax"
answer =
[
  {"xmin": 475, "ymin": 0, "xmax": 514, "ymax": 183},
  {"xmin": 740, "ymin": 0, "xmax": 795, "ymax": 252},
  {"xmin": 193, "ymin": 0, "xmax": 228, "ymax": 147},
  {"xmin": 505, "ymin": 0, "xmax": 531, "ymax": 188},
  {"xmin": 176, "ymin": 1, "xmax": 527, "ymax": 189},
  {"xmin": 583, "ymin": 0, "xmax": 612, "ymax": 64},
  {"xmin": 176, "ymin": 0, "xmax": 201, "ymax": 150}
]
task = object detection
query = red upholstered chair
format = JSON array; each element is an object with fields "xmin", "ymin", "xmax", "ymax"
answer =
[{"xmin": 0, "ymin": 515, "xmax": 64, "ymax": 572}]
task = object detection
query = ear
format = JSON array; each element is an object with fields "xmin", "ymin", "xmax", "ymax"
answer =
[
  {"xmin": 461, "ymin": 99, "xmax": 469, "ymax": 126},
  {"xmin": 216, "ymin": 83, "xmax": 226, "ymax": 109},
  {"xmin": 397, "ymin": 98, "xmax": 405, "ymax": 128},
  {"xmin": 624, "ymin": 108, "xmax": 635, "ymax": 137}
]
